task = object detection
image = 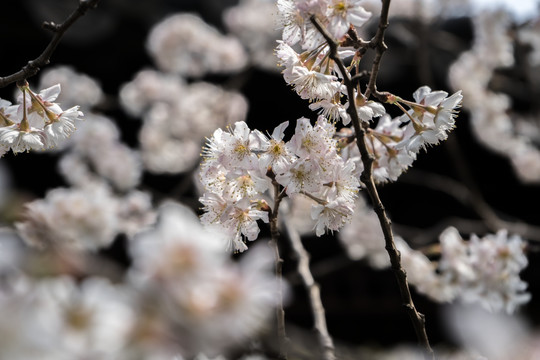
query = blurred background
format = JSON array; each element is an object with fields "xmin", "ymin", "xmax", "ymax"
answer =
[{"xmin": 0, "ymin": 0, "xmax": 539, "ymax": 358}]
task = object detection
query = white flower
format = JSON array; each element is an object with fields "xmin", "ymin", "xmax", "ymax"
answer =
[
  {"xmin": 356, "ymin": 99, "xmax": 386, "ymax": 123},
  {"xmin": 287, "ymin": 116, "xmax": 336, "ymax": 160},
  {"xmin": 325, "ymin": 158, "xmax": 360, "ymax": 203},
  {"xmin": 288, "ymin": 65, "xmax": 342, "ymax": 101},
  {"xmin": 396, "ymin": 86, "xmax": 462, "ymax": 154},
  {"xmin": 221, "ymin": 198, "xmax": 269, "ymax": 252},
  {"xmin": 0, "ymin": 125, "xmax": 44, "ymax": 154},
  {"xmin": 311, "ymin": 195, "xmax": 355, "ymax": 236},
  {"xmin": 219, "ymin": 121, "xmax": 260, "ymax": 170},
  {"xmin": 326, "ymin": 0, "xmax": 372, "ymax": 39},
  {"xmin": 277, "ymin": 0, "xmax": 324, "ymax": 46},
  {"xmin": 276, "ymin": 158, "xmax": 321, "ymax": 196},
  {"xmin": 309, "ymin": 99, "xmax": 350, "ymax": 124},
  {"xmin": 257, "ymin": 121, "xmax": 295, "ymax": 174},
  {"xmin": 43, "ymin": 106, "xmax": 82, "ymax": 148}
]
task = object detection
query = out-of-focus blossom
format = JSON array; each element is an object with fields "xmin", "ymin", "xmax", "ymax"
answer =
[
  {"xmin": 224, "ymin": 0, "xmax": 281, "ymax": 71},
  {"xmin": 129, "ymin": 202, "xmax": 283, "ymax": 356},
  {"xmin": 58, "ymin": 114, "xmax": 142, "ymax": 191},
  {"xmin": 450, "ymin": 10, "xmax": 540, "ymax": 183},
  {"xmin": 0, "ymin": 275, "xmax": 134, "ymax": 360},
  {"xmin": 398, "ymin": 227, "xmax": 530, "ymax": 313},
  {"xmin": 147, "ymin": 13, "xmax": 248, "ymax": 77},
  {"xmin": 15, "ymin": 183, "xmax": 120, "ymax": 252},
  {"xmin": 338, "ymin": 196, "xmax": 389, "ymax": 268},
  {"xmin": 38, "ymin": 65, "xmax": 103, "ymax": 110},
  {"xmin": 120, "ymin": 69, "xmax": 248, "ymax": 174}
]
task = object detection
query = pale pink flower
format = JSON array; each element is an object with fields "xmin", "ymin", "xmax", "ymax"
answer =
[
  {"xmin": 326, "ymin": 0, "xmax": 372, "ymax": 39},
  {"xmin": 311, "ymin": 195, "xmax": 355, "ymax": 236}
]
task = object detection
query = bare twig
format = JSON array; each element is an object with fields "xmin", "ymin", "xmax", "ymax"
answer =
[
  {"xmin": 268, "ymin": 172, "xmax": 288, "ymax": 359},
  {"xmin": 283, "ymin": 215, "xmax": 336, "ymax": 360},
  {"xmin": 0, "ymin": 0, "xmax": 102, "ymax": 88},
  {"xmin": 311, "ymin": 3, "xmax": 435, "ymax": 358},
  {"xmin": 363, "ymin": 0, "xmax": 391, "ymax": 102},
  {"xmin": 399, "ymin": 169, "xmax": 540, "ymax": 242}
]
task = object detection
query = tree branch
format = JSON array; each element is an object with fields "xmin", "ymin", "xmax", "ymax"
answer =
[
  {"xmin": 364, "ymin": 0, "xmax": 391, "ymax": 101},
  {"xmin": 283, "ymin": 215, "xmax": 336, "ymax": 360},
  {"xmin": 268, "ymin": 172, "xmax": 288, "ymax": 359},
  {"xmin": 0, "ymin": 0, "xmax": 101, "ymax": 88},
  {"xmin": 311, "ymin": 5, "xmax": 434, "ymax": 358}
]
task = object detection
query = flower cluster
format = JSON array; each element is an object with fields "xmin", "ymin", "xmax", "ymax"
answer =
[
  {"xmin": 397, "ymin": 227, "xmax": 530, "ymax": 314},
  {"xmin": 339, "ymin": 201, "xmax": 531, "ymax": 314},
  {"xmin": 199, "ymin": 117, "xmax": 361, "ymax": 252},
  {"xmin": 275, "ymin": 1, "xmax": 463, "ymax": 184},
  {"xmin": 0, "ymin": 82, "xmax": 83, "ymax": 155}
]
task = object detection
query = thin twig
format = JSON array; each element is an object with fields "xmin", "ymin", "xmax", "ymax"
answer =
[
  {"xmin": 311, "ymin": 5, "xmax": 434, "ymax": 359},
  {"xmin": 283, "ymin": 215, "xmax": 336, "ymax": 360},
  {"xmin": 399, "ymin": 169, "xmax": 540, "ymax": 242},
  {"xmin": 0, "ymin": 0, "xmax": 101, "ymax": 88},
  {"xmin": 363, "ymin": 0, "xmax": 391, "ymax": 102},
  {"xmin": 268, "ymin": 172, "xmax": 288, "ymax": 359}
]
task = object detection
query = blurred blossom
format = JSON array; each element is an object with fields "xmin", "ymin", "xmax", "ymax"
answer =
[
  {"xmin": 396, "ymin": 227, "xmax": 531, "ymax": 313},
  {"xmin": 116, "ymin": 190, "xmax": 157, "ymax": 239},
  {"xmin": 223, "ymin": 0, "xmax": 282, "ymax": 71},
  {"xmin": 15, "ymin": 182, "xmax": 120, "ymax": 252},
  {"xmin": 146, "ymin": 13, "xmax": 248, "ymax": 77},
  {"xmin": 359, "ymin": 343, "xmax": 487, "ymax": 359},
  {"xmin": 0, "ymin": 228, "xmax": 24, "ymax": 275},
  {"xmin": 449, "ymin": 9, "xmax": 540, "ymax": 183},
  {"xmin": 338, "ymin": 196, "xmax": 389, "ymax": 268},
  {"xmin": 0, "ymin": 275, "xmax": 134, "ymax": 359},
  {"xmin": 119, "ymin": 69, "xmax": 187, "ymax": 118},
  {"xmin": 38, "ymin": 65, "xmax": 103, "ymax": 110},
  {"xmin": 443, "ymin": 304, "xmax": 531, "ymax": 360},
  {"xmin": 518, "ymin": 18, "xmax": 540, "ymax": 66},
  {"xmin": 58, "ymin": 113, "xmax": 143, "ymax": 191},
  {"xmin": 129, "ymin": 202, "xmax": 284, "ymax": 356},
  {"xmin": 0, "ymin": 161, "xmax": 10, "ymax": 210},
  {"xmin": 280, "ymin": 195, "xmax": 317, "ymax": 236},
  {"xmin": 30, "ymin": 276, "xmax": 135, "ymax": 358},
  {"xmin": 120, "ymin": 69, "xmax": 248, "ymax": 174}
]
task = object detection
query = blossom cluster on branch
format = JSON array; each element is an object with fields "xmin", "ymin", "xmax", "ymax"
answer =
[
  {"xmin": 0, "ymin": 83, "xmax": 83, "ymax": 155},
  {"xmin": 199, "ymin": 117, "xmax": 360, "ymax": 252}
]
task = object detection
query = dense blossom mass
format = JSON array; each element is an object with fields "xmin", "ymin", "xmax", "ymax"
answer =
[{"xmin": 199, "ymin": 118, "xmax": 361, "ymax": 251}]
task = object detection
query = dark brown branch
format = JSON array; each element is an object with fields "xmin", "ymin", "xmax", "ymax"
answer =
[
  {"xmin": 0, "ymin": 0, "xmax": 101, "ymax": 88},
  {"xmin": 311, "ymin": 7, "xmax": 434, "ymax": 359},
  {"xmin": 267, "ymin": 171, "xmax": 288, "ymax": 359},
  {"xmin": 400, "ymin": 169, "xmax": 540, "ymax": 242},
  {"xmin": 364, "ymin": 0, "xmax": 391, "ymax": 101},
  {"xmin": 283, "ymin": 215, "xmax": 336, "ymax": 360}
]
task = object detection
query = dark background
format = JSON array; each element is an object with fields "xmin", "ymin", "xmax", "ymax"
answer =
[{"xmin": 1, "ymin": 0, "xmax": 540, "ymax": 355}]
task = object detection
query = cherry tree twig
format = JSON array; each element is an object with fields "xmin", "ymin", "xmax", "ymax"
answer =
[
  {"xmin": 311, "ymin": 2, "xmax": 434, "ymax": 358},
  {"xmin": 282, "ymin": 214, "xmax": 336, "ymax": 360},
  {"xmin": 399, "ymin": 169, "xmax": 540, "ymax": 242},
  {"xmin": 0, "ymin": 0, "xmax": 101, "ymax": 88},
  {"xmin": 267, "ymin": 172, "xmax": 288, "ymax": 359}
]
